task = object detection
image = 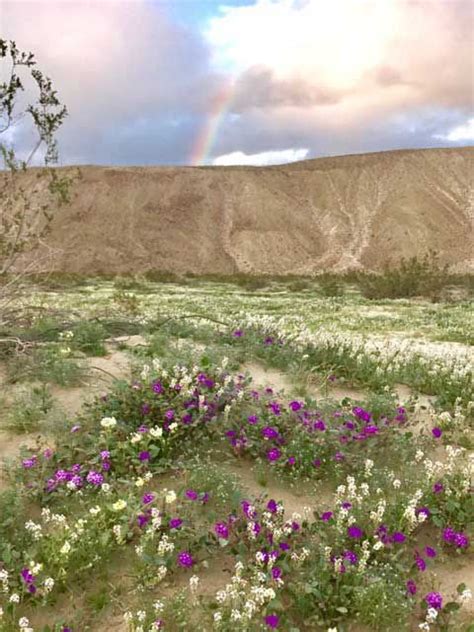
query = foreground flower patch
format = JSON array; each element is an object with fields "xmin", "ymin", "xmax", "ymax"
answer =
[{"xmin": 0, "ymin": 351, "xmax": 472, "ymax": 631}]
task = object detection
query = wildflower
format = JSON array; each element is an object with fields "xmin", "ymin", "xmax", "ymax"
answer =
[
  {"xmin": 112, "ymin": 499, "xmax": 127, "ymax": 511},
  {"xmin": 271, "ymin": 567, "xmax": 282, "ymax": 579},
  {"xmin": 442, "ymin": 526, "xmax": 456, "ymax": 543},
  {"xmin": 185, "ymin": 489, "xmax": 198, "ymax": 500},
  {"xmin": 433, "ymin": 482, "xmax": 444, "ymax": 493},
  {"xmin": 392, "ymin": 531, "xmax": 406, "ymax": 543},
  {"xmin": 177, "ymin": 551, "xmax": 194, "ymax": 568},
  {"xmin": 152, "ymin": 381, "xmax": 164, "ymax": 394},
  {"xmin": 425, "ymin": 592, "xmax": 443, "ymax": 609},
  {"xmin": 233, "ymin": 329, "xmax": 243, "ymax": 337},
  {"xmin": 347, "ymin": 525, "xmax": 363, "ymax": 539},
  {"xmin": 214, "ymin": 522, "xmax": 229, "ymax": 539},
  {"xmin": 425, "ymin": 546, "xmax": 437, "ymax": 558},
  {"xmin": 453, "ymin": 532, "xmax": 469, "ymax": 549},
  {"xmin": 262, "ymin": 426, "xmax": 279, "ymax": 440},
  {"xmin": 138, "ymin": 450, "xmax": 151, "ymax": 461},
  {"xmin": 142, "ymin": 493, "xmax": 155, "ymax": 504},
  {"xmin": 267, "ymin": 448, "xmax": 281, "ymax": 461},
  {"xmin": 86, "ymin": 471, "xmax": 104, "ymax": 486},
  {"xmin": 165, "ymin": 490, "xmax": 177, "ymax": 504},
  {"xmin": 264, "ymin": 613, "xmax": 280, "ymax": 628},
  {"xmin": 22, "ymin": 457, "xmax": 37, "ymax": 469},
  {"xmin": 267, "ymin": 499, "xmax": 278, "ymax": 513},
  {"xmin": 431, "ymin": 427, "xmax": 442, "ymax": 439},
  {"xmin": 100, "ymin": 416, "xmax": 117, "ymax": 429},
  {"xmin": 289, "ymin": 400, "xmax": 302, "ymax": 411},
  {"xmin": 321, "ymin": 511, "xmax": 333, "ymax": 522},
  {"xmin": 406, "ymin": 579, "xmax": 417, "ymax": 595},
  {"xmin": 287, "ymin": 456, "xmax": 296, "ymax": 465},
  {"xmin": 247, "ymin": 414, "xmax": 258, "ymax": 424},
  {"xmin": 169, "ymin": 518, "xmax": 183, "ymax": 529},
  {"xmin": 415, "ymin": 555, "xmax": 426, "ymax": 571}
]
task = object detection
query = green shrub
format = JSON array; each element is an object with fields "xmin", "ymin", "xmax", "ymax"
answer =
[
  {"xmin": 4, "ymin": 383, "xmax": 53, "ymax": 433},
  {"xmin": 71, "ymin": 321, "xmax": 107, "ymax": 356},
  {"xmin": 358, "ymin": 251, "xmax": 451, "ymax": 300},
  {"xmin": 318, "ymin": 274, "xmax": 344, "ymax": 297}
]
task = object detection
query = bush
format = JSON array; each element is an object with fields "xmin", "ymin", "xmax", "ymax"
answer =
[
  {"xmin": 71, "ymin": 321, "xmax": 107, "ymax": 356},
  {"xmin": 358, "ymin": 251, "xmax": 451, "ymax": 300},
  {"xmin": 318, "ymin": 274, "xmax": 344, "ymax": 297}
]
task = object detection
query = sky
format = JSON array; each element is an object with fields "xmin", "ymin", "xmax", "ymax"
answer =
[{"xmin": 1, "ymin": 0, "xmax": 473, "ymax": 167}]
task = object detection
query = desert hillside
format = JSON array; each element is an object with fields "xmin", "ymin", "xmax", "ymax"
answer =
[{"xmin": 14, "ymin": 146, "xmax": 474, "ymax": 274}]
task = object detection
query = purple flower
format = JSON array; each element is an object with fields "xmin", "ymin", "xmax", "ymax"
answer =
[
  {"xmin": 453, "ymin": 532, "xmax": 469, "ymax": 549},
  {"xmin": 267, "ymin": 448, "xmax": 281, "ymax": 462},
  {"xmin": 341, "ymin": 502, "xmax": 352, "ymax": 510},
  {"xmin": 22, "ymin": 457, "xmax": 37, "ymax": 469},
  {"xmin": 321, "ymin": 511, "xmax": 333, "ymax": 522},
  {"xmin": 352, "ymin": 406, "xmax": 372, "ymax": 423},
  {"xmin": 312, "ymin": 458, "xmax": 322, "ymax": 468},
  {"xmin": 287, "ymin": 456, "xmax": 296, "ymax": 465},
  {"xmin": 406, "ymin": 579, "xmax": 417, "ymax": 595},
  {"xmin": 432, "ymin": 427, "xmax": 442, "ymax": 439},
  {"xmin": 43, "ymin": 448, "xmax": 53, "ymax": 459},
  {"xmin": 142, "ymin": 493, "xmax": 154, "ymax": 504},
  {"xmin": 347, "ymin": 525, "xmax": 363, "ymax": 539},
  {"xmin": 415, "ymin": 555, "xmax": 426, "ymax": 571},
  {"xmin": 214, "ymin": 522, "xmax": 229, "ymax": 539},
  {"xmin": 271, "ymin": 566, "xmax": 282, "ymax": 579},
  {"xmin": 152, "ymin": 381, "xmax": 164, "ymax": 394},
  {"xmin": 392, "ymin": 531, "xmax": 406, "ymax": 543},
  {"xmin": 233, "ymin": 329, "xmax": 244, "ymax": 338},
  {"xmin": 262, "ymin": 426, "xmax": 279, "ymax": 440},
  {"xmin": 169, "ymin": 518, "xmax": 183, "ymax": 529},
  {"xmin": 268, "ymin": 401, "xmax": 281, "ymax": 416},
  {"xmin": 137, "ymin": 513, "xmax": 150, "ymax": 528},
  {"xmin": 442, "ymin": 526, "xmax": 455, "ymax": 543},
  {"xmin": 86, "ymin": 470, "xmax": 104, "ymax": 486},
  {"xmin": 100, "ymin": 450, "xmax": 110, "ymax": 460},
  {"xmin": 289, "ymin": 400, "xmax": 302, "ymax": 412},
  {"xmin": 247, "ymin": 414, "xmax": 259, "ymax": 425},
  {"xmin": 139, "ymin": 451, "xmax": 151, "ymax": 461},
  {"xmin": 416, "ymin": 506, "xmax": 431, "ymax": 519},
  {"xmin": 21, "ymin": 568, "xmax": 35, "ymax": 584},
  {"xmin": 177, "ymin": 551, "xmax": 194, "ymax": 568},
  {"xmin": 344, "ymin": 550, "xmax": 358, "ymax": 565},
  {"xmin": 264, "ymin": 337, "xmax": 274, "ymax": 346},
  {"xmin": 185, "ymin": 489, "xmax": 198, "ymax": 500},
  {"xmin": 264, "ymin": 614, "xmax": 279, "ymax": 628},
  {"xmin": 70, "ymin": 425, "xmax": 81, "ymax": 433},
  {"xmin": 425, "ymin": 591, "xmax": 443, "ymax": 609},
  {"xmin": 165, "ymin": 409, "xmax": 175, "ymax": 421},
  {"xmin": 141, "ymin": 403, "xmax": 151, "ymax": 415},
  {"xmin": 267, "ymin": 499, "xmax": 278, "ymax": 514},
  {"xmin": 334, "ymin": 451, "xmax": 345, "ymax": 462},
  {"xmin": 433, "ymin": 482, "xmax": 444, "ymax": 494},
  {"xmin": 425, "ymin": 546, "xmax": 437, "ymax": 558}
]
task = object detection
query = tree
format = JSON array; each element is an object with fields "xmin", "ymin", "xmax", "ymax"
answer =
[{"xmin": 0, "ymin": 39, "xmax": 77, "ymax": 323}]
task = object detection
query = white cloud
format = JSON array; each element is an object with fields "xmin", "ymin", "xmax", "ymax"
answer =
[
  {"xmin": 434, "ymin": 118, "xmax": 474, "ymax": 142},
  {"xmin": 212, "ymin": 148, "xmax": 309, "ymax": 166}
]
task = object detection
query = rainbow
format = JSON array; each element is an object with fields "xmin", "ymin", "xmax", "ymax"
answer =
[{"xmin": 189, "ymin": 79, "xmax": 236, "ymax": 166}]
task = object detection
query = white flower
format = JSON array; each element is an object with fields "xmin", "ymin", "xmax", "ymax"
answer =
[
  {"xmin": 60, "ymin": 541, "xmax": 71, "ymax": 555},
  {"xmin": 112, "ymin": 499, "xmax": 127, "ymax": 511},
  {"xmin": 165, "ymin": 490, "xmax": 176, "ymax": 504},
  {"xmin": 89, "ymin": 506, "xmax": 101, "ymax": 515},
  {"xmin": 459, "ymin": 587, "xmax": 472, "ymax": 603},
  {"xmin": 150, "ymin": 426, "xmax": 163, "ymax": 438},
  {"xmin": 44, "ymin": 577, "xmax": 55, "ymax": 592},
  {"xmin": 135, "ymin": 477, "xmax": 145, "ymax": 488},
  {"xmin": 100, "ymin": 416, "xmax": 117, "ymax": 429},
  {"xmin": 101, "ymin": 483, "xmax": 111, "ymax": 493},
  {"xmin": 9, "ymin": 593, "xmax": 20, "ymax": 603}
]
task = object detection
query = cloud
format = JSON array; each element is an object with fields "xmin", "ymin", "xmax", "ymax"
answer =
[
  {"xmin": 433, "ymin": 118, "xmax": 474, "ymax": 143},
  {"xmin": 212, "ymin": 147, "xmax": 309, "ymax": 165},
  {"xmin": 204, "ymin": 0, "xmax": 473, "ymax": 159},
  {"xmin": 1, "ymin": 0, "xmax": 219, "ymax": 165}
]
